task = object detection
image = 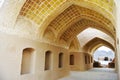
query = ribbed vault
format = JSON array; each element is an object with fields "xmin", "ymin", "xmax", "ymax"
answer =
[
  {"xmin": 19, "ymin": 0, "xmax": 115, "ymax": 26},
  {"xmin": 83, "ymin": 37, "xmax": 115, "ymax": 54},
  {"xmin": 19, "ymin": 0, "xmax": 115, "ymax": 41},
  {"xmin": 60, "ymin": 19, "xmax": 114, "ymax": 43},
  {"xmin": 43, "ymin": 5, "xmax": 115, "ymax": 44}
]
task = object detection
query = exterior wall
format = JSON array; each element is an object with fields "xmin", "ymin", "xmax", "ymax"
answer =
[{"xmin": 0, "ymin": 32, "xmax": 69, "ymax": 80}]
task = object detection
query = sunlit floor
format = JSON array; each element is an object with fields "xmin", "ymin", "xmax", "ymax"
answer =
[{"xmin": 59, "ymin": 68, "xmax": 118, "ymax": 80}]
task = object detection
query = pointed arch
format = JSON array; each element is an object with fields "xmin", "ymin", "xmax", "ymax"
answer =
[{"xmin": 83, "ymin": 37, "xmax": 115, "ymax": 54}]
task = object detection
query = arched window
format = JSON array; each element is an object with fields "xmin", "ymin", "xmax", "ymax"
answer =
[
  {"xmin": 21, "ymin": 48, "xmax": 34, "ymax": 74},
  {"xmin": 70, "ymin": 55, "xmax": 74, "ymax": 65},
  {"xmin": 59, "ymin": 53, "xmax": 63, "ymax": 68},
  {"xmin": 45, "ymin": 51, "xmax": 52, "ymax": 70}
]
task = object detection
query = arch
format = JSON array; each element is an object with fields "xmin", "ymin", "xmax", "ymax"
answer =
[
  {"xmin": 83, "ymin": 37, "xmax": 115, "ymax": 54},
  {"xmin": 21, "ymin": 48, "xmax": 35, "ymax": 74},
  {"xmin": 58, "ymin": 53, "xmax": 64, "ymax": 68},
  {"xmin": 93, "ymin": 46, "xmax": 115, "ymax": 68},
  {"xmin": 40, "ymin": 0, "xmax": 114, "ymax": 37},
  {"xmin": 19, "ymin": 0, "xmax": 115, "ymax": 38},
  {"xmin": 43, "ymin": 5, "xmax": 115, "ymax": 45},
  {"xmin": 59, "ymin": 18, "xmax": 114, "ymax": 44},
  {"xmin": 70, "ymin": 55, "xmax": 74, "ymax": 65},
  {"xmin": 77, "ymin": 28, "xmax": 114, "ymax": 48},
  {"xmin": 45, "ymin": 51, "xmax": 52, "ymax": 70},
  {"xmin": 91, "ymin": 44, "xmax": 115, "ymax": 55}
]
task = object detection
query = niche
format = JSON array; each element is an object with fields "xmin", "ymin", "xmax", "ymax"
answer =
[
  {"xmin": 59, "ymin": 53, "xmax": 63, "ymax": 68},
  {"xmin": 21, "ymin": 48, "xmax": 34, "ymax": 74},
  {"xmin": 45, "ymin": 51, "xmax": 52, "ymax": 70},
  {"xmin": 70, "ymin": 55, "xmax": 74, "ymax": 65}
]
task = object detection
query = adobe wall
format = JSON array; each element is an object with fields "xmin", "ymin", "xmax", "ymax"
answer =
[
  {"xmin": 0, "ymin": 32, "xmax": 70, "ymax": 80},
  {"xmin": 69, "ymin": 52, "xmax": 93, "ymax": 71}
]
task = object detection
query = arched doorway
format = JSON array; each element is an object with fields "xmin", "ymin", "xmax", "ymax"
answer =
[{"xmin": 93, "ymin": 46, "xmax": 115, "ymax": 68}]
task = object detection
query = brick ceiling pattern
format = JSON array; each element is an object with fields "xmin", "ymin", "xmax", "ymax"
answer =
[{"xmin": 44, "ymin": 5, "xmax": 114, "ymax": 43}]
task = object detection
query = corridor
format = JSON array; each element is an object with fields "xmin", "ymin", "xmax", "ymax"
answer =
[{"xmin": 59, "ymin": 68, "xmax": 118, "ymax": 80}]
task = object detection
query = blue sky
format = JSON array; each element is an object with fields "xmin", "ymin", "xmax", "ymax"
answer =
[{"xmin": 98, "ymin": 46, "xmax": 112, "ymax": 52}]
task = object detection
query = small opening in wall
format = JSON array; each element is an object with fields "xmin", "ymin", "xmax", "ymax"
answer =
[
  {"xmin": 59, "ymin": 53, "xmax": 63, "ymax": 68},
  {"xmin": 70, "ymin": 55, "xmax": 74, "ymax": 65},
  {"xmin": 91, "ymin": 56, "xmax": 93, "ymax": 63},
  {"xmin": 21, "ymin": 48, "xmax": 35, "ymax": 75},
  {"xmin": 85, "ymin": 55, "xmax": 87, "ymax": 64},
  {"xmin": 45, "ymin": 51, "xmax": 52, "ymax": 70}
]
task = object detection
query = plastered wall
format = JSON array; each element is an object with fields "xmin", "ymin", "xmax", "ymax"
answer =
[
  {"xmin": 69, "ymin": 52, "xmax": 93, "ymax": 71},
  {"xmin": 0, "ymin": 32, "xmax": 70, "ymax": 80}
]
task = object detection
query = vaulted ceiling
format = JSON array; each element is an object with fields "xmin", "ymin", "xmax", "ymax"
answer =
[
  {"xmin": 18, "ymin": 0, "xmax": 116, "ymax": 50},
  {"xmin": 0, "ymin": 0, "xmax": 116, "ymax": 52}
]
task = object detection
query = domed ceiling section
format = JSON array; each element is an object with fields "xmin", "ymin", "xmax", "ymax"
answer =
[
  {"xmin": 83, "ymin": 37, "xmax": 115, "ymax": 54},
  {"xmin": 77, "ymin": 28, "xmax": 114, "ymax": 47}
]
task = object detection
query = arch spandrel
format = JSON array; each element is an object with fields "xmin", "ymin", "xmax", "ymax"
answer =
[{"xmin": 69, "ymin": 37, "xmax": 81, "ymax": 52}]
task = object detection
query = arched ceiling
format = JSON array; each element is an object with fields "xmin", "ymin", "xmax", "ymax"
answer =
[
  {"xmin": 0, "ymin": 0, "xmax": 116, "ymax": 50},
  {"xmin": 83, "ymin": 37, "xmax": 115, "ymax": 54},
  {"xmin": 43, "ymin": 5, "xmax": 115, "ymax": 45},
  {"xmin": 18, "ymin": 0, "xmax": 115, "ymax": 40},
  {"xmin": 60, "ymin": 18, "xmax": 114, "ymax": 43},
  {"xmin": 19, "ymin": 0, "xmax": 115, "ymax": 27},
  {"xmin": 77, "ymin": 28, "xmax": 114, "ymax": 47}
]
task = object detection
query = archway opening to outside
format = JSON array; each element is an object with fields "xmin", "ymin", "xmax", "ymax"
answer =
[{"xmin": 93, "ymin": 46, "xmax": 115, "ymax": 68}]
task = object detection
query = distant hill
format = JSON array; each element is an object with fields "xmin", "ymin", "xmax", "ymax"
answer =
[{"xmin": 93, "ymin": 50, "xmax": 114, "ymax": 61}]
